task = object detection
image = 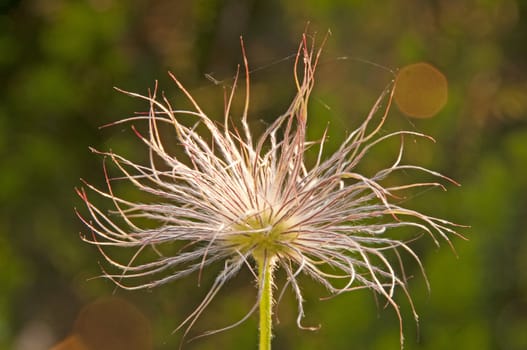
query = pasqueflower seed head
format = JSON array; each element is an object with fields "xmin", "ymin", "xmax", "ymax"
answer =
[{"xmin": 77, "ymin": 34, "xmax": 463, "ymax": 347}]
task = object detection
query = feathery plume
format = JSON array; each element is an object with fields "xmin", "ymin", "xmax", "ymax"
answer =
[{"xmin": 77, "ymin": 34, "xmax": 463, "ymax": 348}]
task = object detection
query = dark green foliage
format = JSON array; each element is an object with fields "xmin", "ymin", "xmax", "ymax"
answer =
[{"xmin": 1, "ymin": 1, "xmax": 526, "ymax": 349}]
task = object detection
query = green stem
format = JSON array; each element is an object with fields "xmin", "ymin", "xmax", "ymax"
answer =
[{"xmin": 258, "ymin": 256, "xmax": 274, "ymax": 350}]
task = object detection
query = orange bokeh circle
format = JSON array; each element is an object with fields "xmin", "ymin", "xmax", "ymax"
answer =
[{"xmin": 394, "ymin": 62, "xmax": 448, "ymax": 118}]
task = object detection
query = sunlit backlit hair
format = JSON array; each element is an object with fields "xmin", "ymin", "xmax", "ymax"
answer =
[{"xmin": 77, "ymin": 33, "xmax": 463, "ymax": 348}]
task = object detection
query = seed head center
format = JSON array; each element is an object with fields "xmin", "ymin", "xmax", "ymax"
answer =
[{"xmin": 226, "ymin": 209, "xmax": 298, "ymax": 262}]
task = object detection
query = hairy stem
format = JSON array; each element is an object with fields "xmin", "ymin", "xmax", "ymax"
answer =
[{"xmin": 257, "ymin": 256, "xmax": 274, "ymax": 350}]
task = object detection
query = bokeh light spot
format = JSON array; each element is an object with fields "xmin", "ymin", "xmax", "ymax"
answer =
[
  {"xmin": 72, "ymin": 297, "xmax": 152, "ymax": 350},
  {"xmin": 394, "ymin": 62, "xmax": 448, "ymax": 118},
  {"xmin": 50, "ymin": 335, "xmax": 89, "ymax": 350}
]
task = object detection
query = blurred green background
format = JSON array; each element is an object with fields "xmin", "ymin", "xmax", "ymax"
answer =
[{"xmin": 1, "ymin": 0, "xmax": 527, "ymax": 349}]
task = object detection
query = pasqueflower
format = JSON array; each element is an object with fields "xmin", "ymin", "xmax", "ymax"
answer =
[{"xmin": 77, "ymin": 34, "xmax": 461, "ymax": 349}]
